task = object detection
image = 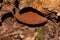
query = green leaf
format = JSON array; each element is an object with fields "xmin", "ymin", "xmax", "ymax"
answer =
[{"xmin": 37, "ymin": 27, "xmax": 44, "ymax": 40}]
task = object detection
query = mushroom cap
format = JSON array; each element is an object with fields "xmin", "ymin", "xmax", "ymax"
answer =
[{"xmin": 15, "ymin": 11, "xmax": 47, "ymax": 25}]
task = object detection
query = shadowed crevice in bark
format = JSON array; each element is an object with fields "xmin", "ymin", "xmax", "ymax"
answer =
[
  {"xmin": 0, "ymin": 0, "xmax": 3, "ymax": 3},
  {"xmin": 19, "ymin": 7, "xmax": 45, "ymax": 17},
  {"xmin": 1, "ymin": 12, "xmax": 14, "ymax": 22},
  {"xmin": 0, "ymin": 12, "xmax": 13, "ymax": 26},
  {"xmin": 57, "ymin": 16, "xmax": 60, "ymax": 22},
  {"xmin": 15, "ymin": 0, "xmax": 19, "ymax": 8}
]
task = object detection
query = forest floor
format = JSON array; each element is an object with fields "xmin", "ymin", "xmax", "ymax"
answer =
[{"xmin": 0, "ymin": 0, "xmax": 60, "ymax": 40}]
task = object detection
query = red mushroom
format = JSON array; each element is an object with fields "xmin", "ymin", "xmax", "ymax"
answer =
[{"xmin": 15, "ymin": 10, "xmax": 47, "ymax": 25}]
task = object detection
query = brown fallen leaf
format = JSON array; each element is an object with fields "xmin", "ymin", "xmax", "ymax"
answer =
[{"xmin": 15, "ymin": 10, "xmax": 47, "ymax": 25}]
